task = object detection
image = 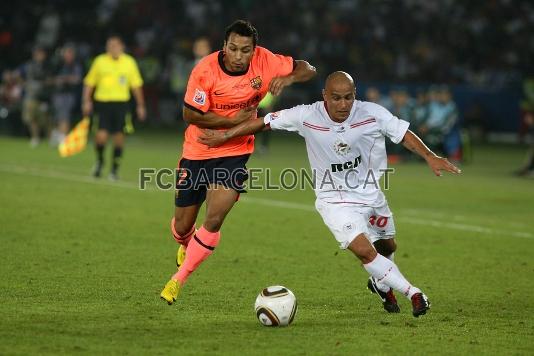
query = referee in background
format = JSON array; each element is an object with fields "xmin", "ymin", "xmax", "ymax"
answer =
[{"xmin": 82, "ymin": 35, "xmax": 146, "ymax": 180}]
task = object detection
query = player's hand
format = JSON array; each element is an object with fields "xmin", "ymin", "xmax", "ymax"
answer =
[
  {"xmin": 269, "ymin": 76, "xmax": 294, "ymax": 96},
  {"xmin": 136, "ymin": 104, "xmax": 147, "ymax": 121},
  {"xmin": 232, "ymin": 106, "xmax": 257, "ymax": 125},
  {"xmin": 82, "ymin": 101, "xmax": 93, "ymax": 117},
  {"xmin": 197, "ymin": 129, "xmax": 228, "ymax": 147},
  {"xmin": 426, "ymin": 155, "xmax": 462, "ymax": 176}
]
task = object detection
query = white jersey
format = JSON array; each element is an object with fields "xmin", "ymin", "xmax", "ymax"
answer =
[{"xmin": 264, "ymin": 100, "xmax": 409, "ymax": 205}]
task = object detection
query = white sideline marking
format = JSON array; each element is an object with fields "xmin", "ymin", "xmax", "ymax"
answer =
[{"xmin": 1, "ymin": 165, "xmax": 532, "ymax": 240}]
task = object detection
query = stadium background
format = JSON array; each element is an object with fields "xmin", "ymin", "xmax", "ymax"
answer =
[{"xmin": 1, "ymin": 1, "xmax": 533, "ymax": 355}]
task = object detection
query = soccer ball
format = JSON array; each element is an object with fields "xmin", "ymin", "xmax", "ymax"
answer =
[{"xmin": 254, "ymin": 286, "xmax": 297, "ymax": 327}]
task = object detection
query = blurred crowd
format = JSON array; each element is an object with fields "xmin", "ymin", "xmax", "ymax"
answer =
[{"xmin": 0, "ymin": 0, "xmax": 532, "ymax": 154}]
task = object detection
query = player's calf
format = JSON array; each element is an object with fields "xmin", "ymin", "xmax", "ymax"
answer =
[{"xmin": 348, "ymin": 234, "xmax": 377, "ymax": 264}]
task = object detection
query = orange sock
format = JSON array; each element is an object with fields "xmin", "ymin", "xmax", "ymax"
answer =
[
  {"xmin": 171, "ymin": 218, "xmax": 195, "ymax": 247},
  {"xmin": 172, "ymin": 226, "xmax": 220, "ymax": 284}
]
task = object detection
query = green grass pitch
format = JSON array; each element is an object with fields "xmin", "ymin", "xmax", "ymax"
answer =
[{"xmin": 1, "ymin": 131, "xmax": 533, "ymax": 355}]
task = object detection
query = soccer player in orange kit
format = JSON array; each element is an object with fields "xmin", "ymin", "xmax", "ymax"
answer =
[{"xmin": 160, "ymin": 20, "xmax": 316, "ymax": 304}]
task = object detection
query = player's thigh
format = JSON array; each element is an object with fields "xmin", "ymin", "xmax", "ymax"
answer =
[
  {"xmin": 204, "ymin": 184, "xmax": 239, "ymax": 223},
  {"xmin": 314, "ymin": 199, "xmax": 370, "ymax": 249}
]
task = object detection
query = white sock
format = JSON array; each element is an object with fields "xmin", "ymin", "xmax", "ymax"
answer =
[
  {"xmin": 364, "ymin": 254, "xmax": 420, "ymax": 299},
  {"xmin": 375, "ymin": 252, "xmax": 395, "ymax": 292}
]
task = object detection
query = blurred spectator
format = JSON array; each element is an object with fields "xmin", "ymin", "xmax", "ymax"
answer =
[
  {"xmin": 419, "ymin": 86, "xmax": 462, "ymax": 161},
  {"xmin": 34, "ymin": 6, "xmax": 60, "ymax": 49},
  {"xmin": 137, "ymin": 47, "xmax": 162, "ymax": 122},
  {"xmin": 389, "ymin": 88, "xmax": 415, "ymax": 160},
  {"xmin": 0, "ymin": 70, "xmax": 23, "ymax": 134},
  {"xmin": 412, "ymin": 89, "xmax": 429, "ymax": 133},
  {"xmin": 391, "ymin": 88, "xmax": 415, "ymax": 123},
  {"xmin": 516, "ymin": 77, "xmax": 534, "ymax": 176},
  {"xmin": 166, "ymin": 36, "xmax": 211, "ymax": 123},
  {"xmin": 18, "ymin": 46, "xmax": 51, "ymax": 147},
  {"xmin": 365, "ymin": 87, "xmax": 393, "ymax": 111},
  {"xmin": 50, "ymin": 44, "xmax": 82, "ymax": 145}
]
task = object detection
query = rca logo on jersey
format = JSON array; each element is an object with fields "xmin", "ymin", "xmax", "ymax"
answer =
[
  {"xmin": 250, "ymin": 76, "xmax": 262, "ymax": 90},
  {"xmin": 333, "ymin": 139, "xmax": 351, "ymax": 156},
  {"xmin": 193, "ymin": 89, "xmax": 206, "ymax": 105},
  {"xmin": 331, "ymin": 155, "xmax": 362, "ymax": 173}
]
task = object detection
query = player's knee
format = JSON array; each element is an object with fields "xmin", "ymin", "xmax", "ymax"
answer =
[
  {"xmin": 374, "ymin": 238, "xmax": 397, "ymax": 256},
  {"xmin": 173, "ymin": 217, "xmax": 194, "ymax": 237},
  {"xmin": 203, "ymin": 216, "xmax": 224, "ymax": 232}
]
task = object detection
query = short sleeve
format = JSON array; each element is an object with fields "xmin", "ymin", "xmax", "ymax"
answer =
[
  {"xmin": 259, "ymin": 47, "xmax": 295, "ymax": 78},
  {"xmin": 369, "ymin": 103, "xmax": 410, "ymax": 144},
  {"xmin": 83, "ymin": 57, "xmax": 99, "ymax": 87},
  {"xmin": 264, "ymin": 105, "xmax": 304, "ymax": 134},
  {"xmin": 128, "ymin": 58, "xmax": 143, "ymax": 88},
  {"xmin": 183, "ymin": 63, "xmax": 213, "ymax": 113}
]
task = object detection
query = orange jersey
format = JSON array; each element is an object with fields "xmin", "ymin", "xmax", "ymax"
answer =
[{"xmin": 182, "ymin": 46, "xmax": 295, "ymax": 159}]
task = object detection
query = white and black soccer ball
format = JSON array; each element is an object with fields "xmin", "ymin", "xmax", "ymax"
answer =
[{"xmin": 254, "ymin": 286, "xmax": 297, "ymax": 327}]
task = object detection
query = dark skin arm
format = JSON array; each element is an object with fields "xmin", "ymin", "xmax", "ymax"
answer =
[
  {"xmin": 183, "ymin": 106, "xmax": 257, "ymax": 129},
  {"xmin": 269, "ymin": 60, "xmax": 316, "ymax": 96},
  {"xmin": 401, "ymin": 129, "xmax": 462, "ymax": 176}
]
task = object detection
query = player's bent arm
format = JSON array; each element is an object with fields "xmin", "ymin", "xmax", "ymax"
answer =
[
  {"xmin": 183, "ymin": 106, "xmax": 243, "ymax": 129},
  {"xmin": 269, "ymin": 60, "xmax": 317, "ymax": 96},
  {"xmin": 288, "ymin": 60, "xmax": 317, "ymax": 83},
  {"xmin": 401, "ymin": 130, "xmax": 461, "ymax": 176}
]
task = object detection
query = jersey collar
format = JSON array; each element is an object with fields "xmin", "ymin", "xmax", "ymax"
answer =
[
  {"xmin": 218, "ymin": 51, "xmax": 249, "ymax": 76},
  {"xmin": 321, "ymin": 101, "xmax": 358, "ymax": 126}
]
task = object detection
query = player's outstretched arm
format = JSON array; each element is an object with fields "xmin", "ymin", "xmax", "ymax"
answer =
[
  {"xmin": 197, "ymin": 117, "xmax": 268, "ymax": 147},
  {"xmin": 183, "ymin": 106, "xmax": 257, "ymax": 129},
  {"xmin": 269, "ymin": 60, "xmax": 316, "ymax": 96},
  {"xmin": 401, "ymin": 130, "xmax": 462, "ymax": 176}
]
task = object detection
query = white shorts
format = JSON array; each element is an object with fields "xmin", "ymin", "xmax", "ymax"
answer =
[{"xmin": 315, "ymin": 193, "xmax": 396, "ymax": 249}]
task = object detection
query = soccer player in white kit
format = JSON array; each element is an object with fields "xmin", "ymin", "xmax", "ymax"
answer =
[{"xmin": 198, "ymin": 71, "xmax": 461, "ymax": 317}]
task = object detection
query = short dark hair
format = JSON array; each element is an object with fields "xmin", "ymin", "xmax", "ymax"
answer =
[
  {"xmin": 107, "ymin": 34, "xmax": 124, "ymax": 43},
  {"xmin": 224, "ymin": 20, "xmax": 258, "ymax": 47}
]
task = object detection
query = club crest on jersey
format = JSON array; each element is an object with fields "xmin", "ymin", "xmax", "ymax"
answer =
[
  {"xmin": 333, "ymin": 139, "xmax": 351, "ymax": 156},
  {"xmin": 193, "ymin": 89, "xmax": 206, "ymax": 105},
  {"xmin": 270, "ymin": 111, "xmax": 280, "ymax": 120},
  {"xmin": 250, "ymin": 76, "xmax": 262, "ymax": 90}
]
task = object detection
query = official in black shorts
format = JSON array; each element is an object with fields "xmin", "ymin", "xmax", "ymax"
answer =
[
  {"xmin": 94, "ymin": 102, "xmax": 129, "ymax": 134},
  {"xmin": 175, "ymin": 154, "xmax": 250, "ymax": 207},
  {"xmin": 82, "ymin": 35, "xmax": 146, "ymax": 180}
]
